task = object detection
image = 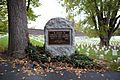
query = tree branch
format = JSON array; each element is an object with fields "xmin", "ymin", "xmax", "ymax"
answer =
[
  {"xmin": 113, "ymin": 15, "xmax": 120, "ymax": 26},
  {"xmin": 93, "ymin": 0, "xmax": 102, "ymax": 27},
  {"xmin": 110, "ymin": 0, "xmax": 119, "ymax": 23},
  {"xmin": 27, "ymin": 0, "xmax": 30, "ymax": 12},
  {"xmin": 107, "ymin": 0, "xmax": 112, "ymax": 24},
  {"xmin": 113, "ymin": 20, "xmax": 120, "ymax": 33},
  {"xmin": 100, "ymin": 0, "xmax": 103, "ymax": 18},
  {"xmin": 92, "ymin": 15, "xmax": 98, "ymax": 31},
  {"xmin": 109, "ymin": 0, "xmax": 120, "ymax": 33}
]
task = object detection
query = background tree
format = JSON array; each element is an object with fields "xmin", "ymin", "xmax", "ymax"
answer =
[
  {"xmin": 61, "ymin": 0, "xmax": 120, "ymax": 46},
  {"xmin": 84, "ymin": 27, "xmax": 98, "ymax": 37},
  {"xmin": 66, "ymin": 14, "xmax": 84, "ymax": 33}
]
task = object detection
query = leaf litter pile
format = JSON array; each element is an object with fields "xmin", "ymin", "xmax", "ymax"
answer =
[
  {"xmin": 0, "ymin": 56, "xmax": 108, "ymax": 79},
  {"xmin": 1, "ymin": 49, "xmax": 119, "ymax": 80},
  {"xmin": 11, "ymin": 58, "xmax": 83, "ymax": 77}
]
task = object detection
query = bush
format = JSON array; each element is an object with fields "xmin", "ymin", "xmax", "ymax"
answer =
[
  {"xmin": 110, "ymin": 62, "xmax": 120, "ymax": 71},
  {"xmin": 26, "ymin": 44, "xmax": 97, "ymax": 69},
  {"xmin": 25, "ymin": 44, "xmax": 52, "ymax": 63},
  {"xmin": 25, "ymin": 44, "xmax": 39, "ymax": 61},
  {"xmin": 51, "ymin": 55, "xmax": 70, "ymax": 62},
  {"xmin": 70, "ymin": 53, "xmax": 96, "ymax": 68}
]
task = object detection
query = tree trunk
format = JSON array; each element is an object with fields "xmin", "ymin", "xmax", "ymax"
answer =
[
  {"xmin": 99, "ymin": 36, "xmax": 111, "ymax": 47},
  {"xmin": 7, "ymin": 0, "xmax": 28, "ymax": 58}
]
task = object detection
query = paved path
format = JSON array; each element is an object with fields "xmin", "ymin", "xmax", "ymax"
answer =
[{"xmin": 0, "ymin": 62, "xmax": 120, "ymax": 80}]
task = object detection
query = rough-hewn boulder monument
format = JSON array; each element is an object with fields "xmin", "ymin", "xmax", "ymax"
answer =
[{"xmin": 44, "ymin": 17, "xmax": 75, "ymax": 56}]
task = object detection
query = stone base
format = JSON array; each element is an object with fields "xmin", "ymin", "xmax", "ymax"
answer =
[{"xmin": 45, "ymin": 46, "xmax": 75, "ymax": 56}]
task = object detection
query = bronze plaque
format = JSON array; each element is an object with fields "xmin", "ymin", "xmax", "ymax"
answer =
[{"xmin": 48, "ymin": 30, "xmax": 71, "ymax": 45}]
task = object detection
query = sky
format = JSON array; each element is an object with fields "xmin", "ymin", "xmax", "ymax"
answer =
[
  {"xmin": 28, "ymin": 0, "xmax": 120, "ymax": 29},
  {"xmin": 28, "ymin": 0, "xmax": 67, "ymax": 29}
]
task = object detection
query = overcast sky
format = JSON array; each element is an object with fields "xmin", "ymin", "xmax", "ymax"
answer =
[
  {"xmin": 28, "ymin": 0, "xmax": 67, "ymax": 29},
  {"xmin": 28, "ymin": 0, "xmax": 120, "ymax": 29}
]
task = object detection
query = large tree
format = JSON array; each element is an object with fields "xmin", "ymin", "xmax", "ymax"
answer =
[
  {"xmin": 62, "ymin": 0, "xmax": 120, "ymax": 46},
  {"xmin": 0, "ymin": 0, "xmax": 40, "ymax": 58},
  {"xmin": 7, "ymin": 0, "xmax": 28, "ymax": 58},
  {"xmin": 6, "ymin": 0, "xmax": 40, "ymax": 58}
]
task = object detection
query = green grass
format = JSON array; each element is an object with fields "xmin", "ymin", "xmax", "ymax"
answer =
[
  {"xmin": 0, "ymin": 35, "xmax": 44, "ymax": 52},
  {"xmin": 0, "ymin": 36, "xmax": 8, "ymax": 51},
  {"xmin": 30, "ymin": 38, "xmax": 43, "ymax": 46}
]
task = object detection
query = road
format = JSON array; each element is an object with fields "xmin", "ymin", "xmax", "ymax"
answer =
[{"xmin": 0, "ymin": 61, "xmax": 120, "ymax": 80}]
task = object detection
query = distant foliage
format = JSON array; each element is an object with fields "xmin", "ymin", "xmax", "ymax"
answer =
[{"xmin": 0, "ymin": 0, "xmax": 8, "ymax": 32}]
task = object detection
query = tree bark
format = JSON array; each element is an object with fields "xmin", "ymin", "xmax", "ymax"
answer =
[
  {"xmin": 7, "ymin": 0, "xmax": 28, "ymax": 58},
  {"xmin": 99, "ymin": 36, "xmax": 111, "ymax": 47}
]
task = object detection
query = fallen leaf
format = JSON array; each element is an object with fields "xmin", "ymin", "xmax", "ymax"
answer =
[
  {"xmin": 22, "ymin": 77, "xmax": 25, "ymax": 80},
  {"xmin": 0, "ymin": 73, "xmax": 4, "ymax": 75},
  {"xmin": 101, "ymin": 74, "xmax": 104, "ymax": 77}
]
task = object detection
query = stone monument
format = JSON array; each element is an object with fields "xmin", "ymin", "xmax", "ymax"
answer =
[{"xmin": 44, "ymin": 17, "xmax": 75, "ymax": 56}]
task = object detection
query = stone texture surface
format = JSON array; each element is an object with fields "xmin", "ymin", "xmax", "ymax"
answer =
[{"xmin": 44, "ymin": 17, "xmax": 75, "ymax": 56}]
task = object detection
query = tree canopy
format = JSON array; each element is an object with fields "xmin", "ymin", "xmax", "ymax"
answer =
[
  {"xmin": 62, "ymin": 0, "xmax": 120, "ymax": 46},
  {"xmin": 0, "ymin": 0, "xmax": 40, "ymax": 32}
]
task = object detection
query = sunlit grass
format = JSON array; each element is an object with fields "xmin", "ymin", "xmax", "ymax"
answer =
[
  {"xmin": 75, "ymin": 38, "xmax": 120, "ymax": 70},
  {"xmin": 0, "ymin": 35, "xmax": 44, "ymax": 51},
  {"xmin": 30, "ymin": 38, "xmax": 43, "ymax": 46},
  {"xmin": 0, "ymin": 35, "xmax": 8, "ymax": 51}
]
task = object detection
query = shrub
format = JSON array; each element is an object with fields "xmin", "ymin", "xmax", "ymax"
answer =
[
  {"xmin": 51, "ymin": 55, "xmax": 70, "ymax": 62},
  {"xmin": 26, "ymin": 44, "xmax": 51, "ymax": 62},
  {"xmin": 25, "ymin": 44, "xmax": 39, "ymax": 61},
  {"xmin": 110, "ymin": 62, "xmax": 120, "ymax": 71},
  {"xmin": 26, "ymin": 44, "xmax": 98, "ymax": 69},
  {"xmin": 70, "ymin": 53, "xmax": 96, "ymax": 68}
]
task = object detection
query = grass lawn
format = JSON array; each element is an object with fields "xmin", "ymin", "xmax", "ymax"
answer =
[
  {"xmin": 0, "ymin": 35, "xmax": 44, "ymax": 51},
  {"xmin": 76, "ymin": 44, "xmax": 120, "ymax": 70},
  {"xmin": 0, "ymin": 35, "xmax": 8, "ymax": 51}
]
